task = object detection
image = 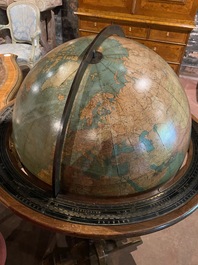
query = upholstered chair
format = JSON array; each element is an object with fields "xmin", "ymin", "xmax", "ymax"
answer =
[{"xmin": 0, "ymin": 1, "xmax": 43, "ymax": 68}]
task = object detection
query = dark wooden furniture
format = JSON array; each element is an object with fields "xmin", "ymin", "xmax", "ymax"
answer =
[{"xmin": 76, "ymin": 0, "xmax": 198, "ymax": 74}]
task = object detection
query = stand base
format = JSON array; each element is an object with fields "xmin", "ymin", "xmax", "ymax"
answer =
[{"xmin": 41, "ymin": 236, "xmax": 142, "ymax": 265}]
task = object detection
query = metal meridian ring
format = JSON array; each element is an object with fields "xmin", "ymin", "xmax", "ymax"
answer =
[{"xmin": 52, "ymin": 25, "xmax": 125, "ymax": 197}]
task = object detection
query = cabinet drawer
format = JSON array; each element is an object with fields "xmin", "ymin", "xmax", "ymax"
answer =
[
  {"xmin": 79, "ymin": 19, "xmax": 111, "ymax": 33},
  {"xmin": 79, "ymin": 31, "xmax": 97, "ymax": 37},
  {"xmin": 119, "ymin": 24, "xmax": 148, "ymax": 39},
  {"xmin": 149, "ymin": 29, "xmax": 188, "ymax": 44},
  {"xmin": 138, "ymin": 40, "xmax": 185, "ymax": 63}
]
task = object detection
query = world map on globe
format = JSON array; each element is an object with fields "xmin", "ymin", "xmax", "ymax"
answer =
[{"xmin": 12, "ymin": 34, "xmax": 191, "ymax": 198}]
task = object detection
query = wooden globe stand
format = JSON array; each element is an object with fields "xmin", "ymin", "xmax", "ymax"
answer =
[
  {"xmin": 52, "ymin": 237, "xmax": 143, "ymax": 265},
  {"xmin": 40, "ymin": 235, "xmax": 143, "ymax": 265}
]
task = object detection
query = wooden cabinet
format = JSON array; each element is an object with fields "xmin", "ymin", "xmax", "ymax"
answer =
[
  {"xmin": 134, "ymin": 0, "xmax": 198, "ymax": 20},
  {"xmin": 76, "ymin": 0, "xmax": 198, "ymax": 74},
  {"xmin": 80, "ymin": 18, "xmax": 111, "ymax": 33},
  {"xmin": 78, "ymin": 0, "xmax": 133, "ymax": 13}
]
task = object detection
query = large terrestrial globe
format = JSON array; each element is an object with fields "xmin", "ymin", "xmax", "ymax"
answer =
[{"xmin": 12, "ymin": 30, "xmax": 191, "ymax": 198}]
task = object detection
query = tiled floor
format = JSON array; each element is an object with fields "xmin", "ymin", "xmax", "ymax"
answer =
[
  {"xmin": 133, "ymin": 210, "xmax": 198, "ymax": 265},
  {"xmin": 0, "ymin": 76, "xmax": 198, "ymax": 265}
]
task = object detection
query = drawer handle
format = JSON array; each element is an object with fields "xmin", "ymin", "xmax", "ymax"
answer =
[
  {"xmin": 153, "ymin": 47, "xmax": 157, "ymax": 51},
  {"xmin": 166, "ymin": 32, "xmax": 170, "ymax": 37},
  {"xmin": 129, "ymin": 27, "xmax": 132, "ymax": 32},
  {"xmin": 94, "ymin": 22, "xmax": 97, "ymax": 27}
]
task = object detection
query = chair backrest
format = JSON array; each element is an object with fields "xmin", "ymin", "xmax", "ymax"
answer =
[{"xmin": 6, "ymin": 1, "xmax": 40, "ymax": 44}]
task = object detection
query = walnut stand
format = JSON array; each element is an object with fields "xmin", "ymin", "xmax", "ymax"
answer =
[{"xmin": 41, "ymin": 236, "xmax": 143, "ymax": 265}]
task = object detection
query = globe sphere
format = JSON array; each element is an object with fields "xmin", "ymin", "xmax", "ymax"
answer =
[{"xmin": 12, "ymin": 34, "xmax": 191, "ymax": 198}]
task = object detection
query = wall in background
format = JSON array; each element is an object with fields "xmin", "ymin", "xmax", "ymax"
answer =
[
  {"xmin": 180, "ymin": 12, "xmax": 198, "ymax": 78},
  {"xmin": 55, "ymin": 0, "xmax": 78, "ymax": 45}
]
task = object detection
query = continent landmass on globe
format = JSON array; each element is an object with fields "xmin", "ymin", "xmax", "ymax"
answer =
[{"xmin": 12, "ymin": 35, "xmax": 191, "ymax": 197}]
